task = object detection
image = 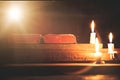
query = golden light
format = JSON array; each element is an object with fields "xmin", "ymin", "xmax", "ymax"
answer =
[
  {"xmin": 94, "ymin": 52, "xmax": 102, "ymax": 57},
  {"xmin": 1, "ymin": 2, "xmax": 28, "ymax": 34},
  {"xmin": 84, "ymin": 75, "xmax": 107, "ymax": 80},
  {"xmin": 7, "ymin": 6, "xmax": 23, "ymax": 21},
  {"xmin": 109, "ymin": 32, "xmax": 113, "ymax": 43},
  {"xmin": 91, "ymin": 20, "xmax": 95, "ymax": 32}
]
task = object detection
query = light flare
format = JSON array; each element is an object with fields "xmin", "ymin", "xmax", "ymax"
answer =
[{"xmin": 6, "ymin": 6, "xmax": 23, "ymax": 21}]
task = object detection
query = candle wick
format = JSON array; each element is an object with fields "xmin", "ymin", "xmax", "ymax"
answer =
[{"xmin": 110, "ymin": 41, "xmax": 112, "ymax": 43}]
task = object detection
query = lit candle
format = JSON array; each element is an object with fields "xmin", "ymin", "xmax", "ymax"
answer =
[
  {"xmin": 108, "ymin": 32, "xmax": 114, "ymax": 53},
  {"xmin": 90, "ymin": 20, "xmax": 96, "ymax": 44},
  {"xmin": 108, "ymin": 32, "xmax": 115, "ymax": 59}
]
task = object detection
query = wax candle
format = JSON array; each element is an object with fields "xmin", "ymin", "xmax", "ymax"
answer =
[
  {"xmin": 108, "ymin": 32, "xmax": 114, "ymax": 53},
  {"xmin": 94, "ymin": 38, "xmax": 102, "ymax": 57},
  {"xmin": 108, "ymin": 32, "xmax": 114, "ymax": 59},
  {"xmin": 90, "ymin": 20, "xmax": 96, "ymax": 44},
  {"xmin": 94, "ymin": 38, "xmax": 102, "ymax": 63}
]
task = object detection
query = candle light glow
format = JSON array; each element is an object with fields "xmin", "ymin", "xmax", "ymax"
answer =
[
  {"xmin": 91, "ymin": 20, "xmax": 95, "ymax": 33},
  {"xmin": 109, "ymin": 32, "xmax": 113, "ymax": 43},
  {"xmin": 90, "ymin": 20, "xmax": 96, "ymax": 44}
]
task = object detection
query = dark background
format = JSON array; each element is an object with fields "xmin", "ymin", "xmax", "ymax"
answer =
[{"xmin": 0, "ymin": 0, "xmax": 120, "ymax": 48}]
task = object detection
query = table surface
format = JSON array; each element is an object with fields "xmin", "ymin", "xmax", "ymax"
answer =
[{"xmin": 2, "ymin": 63, "xmax": 120, "ymax": 67}]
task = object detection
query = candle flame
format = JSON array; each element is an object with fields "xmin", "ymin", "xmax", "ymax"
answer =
[
  {"xmin": 91, "ymin": 20, "xmax": 95, "ymax": 32},
  {"xmin": 109, "ymin": 32, "xmax": 113, "ymax": 43}
]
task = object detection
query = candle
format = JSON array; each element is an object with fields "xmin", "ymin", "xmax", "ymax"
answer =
[
  {"xmin": 95, "ymin": 38, "xmax": 99, "ymax": 52},
  {"xmin": 108, "ymin": 32, "xmax": 114, "ymax": 59},
  {"xmin": 108, "ymin": 32, "xmax": 114, "ymax": 53},
  {"xmin": 94, "ymin": 38, "xmax": 102, "ymax": 57},
  {"xmin": 94, "ymin": 38, "xmax": 102, "ymax": 64},
  {"xmin": 90, "ymin": 20, "xmax": 96, "ymax": 44}
]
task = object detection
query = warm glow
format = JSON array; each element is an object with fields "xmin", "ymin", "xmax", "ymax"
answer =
[
  {"xmin": 109, "ymin": 32, "xmax": 113, "ymax": 43},
  {"xmin": 84, "ymin": 75, "xmax": 107, "ymax": 80},
  {"xmin": 94, "ymin": 52, "xmax": 102, "ymax": 57},
  {"xmin": 91, "ymin": 20, "xmax": 95, "ymax": 32},
  {"xmin": 6, "ymin": 6, "xmax": 23, "ymax": 21}
]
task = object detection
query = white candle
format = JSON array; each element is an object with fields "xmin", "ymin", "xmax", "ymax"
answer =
[
  {"xmin": 94, "ymin": 38, "xmax": 102, "ymax": 57},
  {"xmin": 108, "ymin": 32, "xmax": 114, "ymax": 53},
  {"xmin": 94, "ymin": 38, "xmax": 102, "ymax": 64},
  {"xmin": 90, "ymin": 20, "xmax": 96, "ymax": 44},
  {"xmin": 90, "ymin": 32, "xmax": 96, "ymax": 44},
  {"xmin": 108, "ymin": 43, "xmax": 114, "ymax": 53},
  {"xmin": 95, "ymin": 38, "xmax": 99, "ymax": 52}
]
